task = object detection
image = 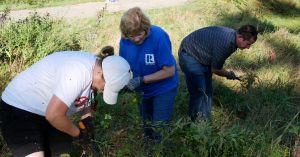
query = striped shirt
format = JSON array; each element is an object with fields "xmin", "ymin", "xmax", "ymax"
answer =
[{"xmin": 178, "ymin": 26, "xmax": 237, "ymax": 69}]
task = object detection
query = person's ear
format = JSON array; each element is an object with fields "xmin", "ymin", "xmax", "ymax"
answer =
[{"xmin": 237, "ymin": 34, "xmax": 244, "ymax": 40}]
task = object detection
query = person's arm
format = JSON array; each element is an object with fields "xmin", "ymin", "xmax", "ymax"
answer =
[
  {"xmin": 143, "ymin": 65, "xmax": 175, "ymax": 84},
  {"xmin": 212, "ymin": 67, "xmax": 239, "ymax": 80},
  {"xmin": 45, "ymin": 95, "xmax": 80, "ymax": 137},
  {"xmin": 211, "ymin": 67, "xmax": 231, "ymax": 77}
]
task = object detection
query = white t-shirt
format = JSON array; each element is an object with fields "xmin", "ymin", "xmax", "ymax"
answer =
[{"xmin": 1, "ymin": 51, "xmax": 97, "ymax": 116}]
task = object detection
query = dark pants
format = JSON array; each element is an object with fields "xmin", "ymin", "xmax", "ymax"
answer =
[
  {"xmin": 0, "ymin": 99, "xmax": 72, "ymax": 157},
  {"xmin": 139, "ymin": 87, "xmax": 177, "ymax": 142},
  {"xmin": 179, "ymin": 51, "xmax": 213, "ymax": 120}
]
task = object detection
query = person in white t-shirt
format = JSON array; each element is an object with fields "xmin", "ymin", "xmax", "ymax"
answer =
[{"xmin": 0, "ymin": 46, "xmax": 130, "ymax": 157}]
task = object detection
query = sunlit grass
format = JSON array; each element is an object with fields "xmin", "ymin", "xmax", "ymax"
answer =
[{"xmin": 264, "ymin": 15, "xmax": 300, "ymax": 33}]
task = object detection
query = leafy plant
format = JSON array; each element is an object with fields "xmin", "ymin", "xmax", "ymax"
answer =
[{"xmin": 0, "ymin": 12, "xmax": 80, "ymax": 91}]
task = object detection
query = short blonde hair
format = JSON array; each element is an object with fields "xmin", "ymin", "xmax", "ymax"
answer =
[{"xmin": 120, "ymin": 7, "xmax": 151, "ymax": 38}]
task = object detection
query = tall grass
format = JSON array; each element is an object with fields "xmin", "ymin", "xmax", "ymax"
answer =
[
  {"xmin": 0, "ymin": 0, "xmax": 299, "ymax": 156},
  {"xmin": 0, "ymin": 12, "xmax": 81, "ymax": 91}
]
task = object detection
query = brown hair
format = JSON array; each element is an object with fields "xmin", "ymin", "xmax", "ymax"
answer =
[
  {"xmin": 98, "ymin": 45, "xmax": 114, "ymax": 65},
  {"xmin": 237, "ymin": 24, "xmax": 258, "ymax": 41},
  {"xmin": 120, "ymin": 7, "xmax": 151, "ymax": 38}
]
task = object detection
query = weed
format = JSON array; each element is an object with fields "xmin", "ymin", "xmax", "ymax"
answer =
[
  {"xmin": 0, "ymin": 12, "xmax": 80, "ymax": 91},
  {"xmin": 240, "ymin": 71, "xmax": 260, "ymax": 91},
  {"xmin": 0, "ymin": 7, "xmax": 10, "ymax": 25},
  {"xmin": 96, "ymin": 2, "xmax": 107, "ymax": 25}
]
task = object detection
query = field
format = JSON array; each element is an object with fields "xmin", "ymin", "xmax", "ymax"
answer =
[{"xmin": 0, "ymin": 0, "xmax": 300, "ymax": 156}]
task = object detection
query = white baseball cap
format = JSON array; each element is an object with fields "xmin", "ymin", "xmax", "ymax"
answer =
[{"xmin": 102, "ymin": 56, "xmax": 131, "ymax": 104}]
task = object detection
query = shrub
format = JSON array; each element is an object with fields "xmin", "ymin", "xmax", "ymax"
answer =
[{"xmin": 0, "ymin": 12, "xmax": 80, "ymax": 91}]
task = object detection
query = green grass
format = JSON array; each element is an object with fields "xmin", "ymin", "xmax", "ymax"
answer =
[
  {"xmin": 0, "ymin": 0, "xmax": 103, "ymax": 11},
  {"xmin": 0, "ymin": 0, "xmax": 300, "ymax": 156},
  {"xmin": 263, "ymin": 15, "xmax": 300, "ymax": 33}
]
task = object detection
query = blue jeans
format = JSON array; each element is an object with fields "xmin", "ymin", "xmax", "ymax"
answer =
[
  {"xmin": 139, "ymin": 87, "xmax": 177, "ymax": 142},
  {"xmin": 179, "ymin": 51, "xmax": 212, "ymax": 121}
]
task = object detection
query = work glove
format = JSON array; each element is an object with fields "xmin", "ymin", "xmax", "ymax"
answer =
[
  {"xmin": 226, "ymin": 71, "xmax": 240, "ymax": 80},
  {"xmin": 126, "ymin": 76, "xmax": 144, "ymax": 91},
  {"xmin": 76, "ymin": 117, "xmax": 101, "ymax": 157},
  {"xmin": 73, "ymin": 126, "xmax": 91, "ymax": 145},
  {"xmin": 73, "ymin": 116, "xmax": 95, "ymax": 145},
  {"xmin": 81, "ymin": 116, "xmax": 95, "ymax": 139}
]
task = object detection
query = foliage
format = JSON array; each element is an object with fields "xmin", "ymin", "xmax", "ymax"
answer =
[
  {"xmin": 0, "ymin": 12, "xmax": 80, "ymax": 91},
  {"xmin": 159, "ymin": 119, "xmax": 278, "ymax": 157}
]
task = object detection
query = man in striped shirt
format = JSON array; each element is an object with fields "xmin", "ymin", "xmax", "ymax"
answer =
[{"xmin": 178, "ymin": 25, "xmax": 258, "ymax": 121}]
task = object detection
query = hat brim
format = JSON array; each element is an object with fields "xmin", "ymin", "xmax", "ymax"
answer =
[{"xmin": 103, "ymin": 84, "xmax": 119, "ymax": 105}]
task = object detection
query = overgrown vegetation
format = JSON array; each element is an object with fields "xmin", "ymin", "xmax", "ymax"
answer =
[
  {"xmin": 0, "ymin": 0, "xmax": 300, "ymax": 156},
  {"xmin": 0, "ymin": 12, "xmax": 81, "ymax": 92}
]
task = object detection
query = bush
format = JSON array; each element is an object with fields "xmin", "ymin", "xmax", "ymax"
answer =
[{"xmin": 0, "ymin": 12, "xmax": 81, "ymax": 91}]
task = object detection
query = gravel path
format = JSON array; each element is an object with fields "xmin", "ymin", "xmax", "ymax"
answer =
[{"xmin": 3, "ymin": 0, "xmax": 188, "ymax": 21}]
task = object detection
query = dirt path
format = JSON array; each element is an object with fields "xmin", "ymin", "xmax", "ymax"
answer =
[{"xmin": 4, "ymin": 0, "xmax": 188, "ymax": 21}]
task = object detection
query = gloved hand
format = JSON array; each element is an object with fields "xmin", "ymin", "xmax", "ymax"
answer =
[
  {"xmin": 81, "ymin": 116, "xmax": 95, "ymax": 139},
  {"xmin": 226, "ymin": 71, "xmax": 240, "ymax": 80},
  {"xmin": 126, "ymin": 76, "xmax": 144, "ymax": 91},
  {"xmin": 73, "ymin": 116, "xmax": 95, "ymax": 145},
  {"xmin": 76, "ymin": 117, "xmax": 101, "ymax": 157},
  {"xmin": 73, "ymin": 126, "xmax": 91, "ymax": 145}
]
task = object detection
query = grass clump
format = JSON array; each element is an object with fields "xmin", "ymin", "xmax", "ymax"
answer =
[{"xmin": 147, "ymin": 118, "xmax": 282, "ymax": 157}]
